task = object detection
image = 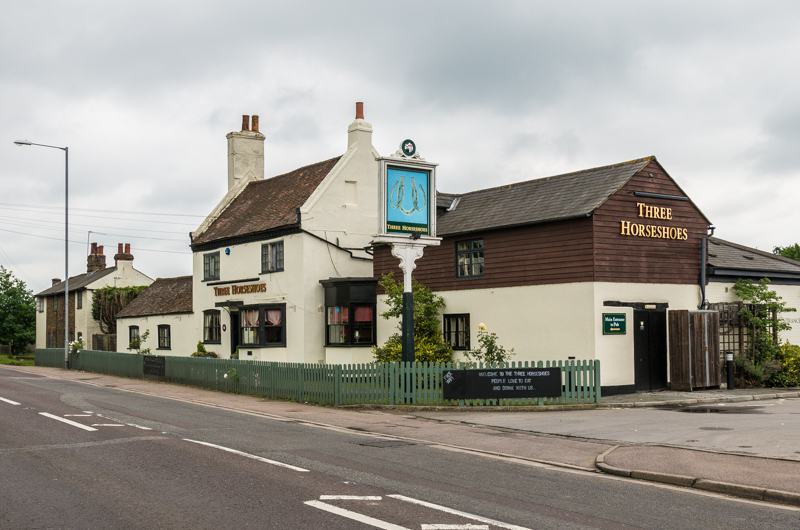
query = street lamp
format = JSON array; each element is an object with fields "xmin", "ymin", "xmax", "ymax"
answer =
[{"xmin": 14, "ymin": 140, "xmax": 70, "ymax": 369}]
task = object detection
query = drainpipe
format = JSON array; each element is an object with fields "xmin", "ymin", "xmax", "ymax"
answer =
[{"xmin": 699, "ymin": 236, "xmax": 707, "ymax": 309}]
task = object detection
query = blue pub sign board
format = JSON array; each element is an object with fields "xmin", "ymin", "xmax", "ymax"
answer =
[{"xmin": 386, "ymin": 167, "xmax": 430, "ymax": 235}]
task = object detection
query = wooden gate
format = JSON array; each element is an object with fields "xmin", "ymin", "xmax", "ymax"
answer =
[{"xmin": 668, "ymin": 310, "xmax": 720, "ymax": 390}]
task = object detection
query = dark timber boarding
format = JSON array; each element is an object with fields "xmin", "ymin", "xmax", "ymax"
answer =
[{"xmin": 592, "ymin": 161, "xmax": 710, "ymax": 285}]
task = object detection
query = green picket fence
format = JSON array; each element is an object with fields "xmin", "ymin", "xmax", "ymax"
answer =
[{"xmin": 35, "ymin": 349, "xmax": 600, "ymax": 405}]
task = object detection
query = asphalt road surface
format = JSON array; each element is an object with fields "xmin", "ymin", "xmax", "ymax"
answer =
[{"xmin": 1, "ymin": 366, "xmax": 798, "ymax": 530}]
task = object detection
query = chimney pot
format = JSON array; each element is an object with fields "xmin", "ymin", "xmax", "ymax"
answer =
[
  {"xmin": 91, "ymin": 242, "xmax": 97, "ymax": 254},
  {"xmin": 242, "ymin": 115, "xmax": 250, "ymax": 131},
  {"xmin": 125, "ymin": 243, "xmax": 130, "ymax": 254},
  {"xmin": 355, "ymin": 102, "xmax": 364, "ymax": 120},
  {"xmin": 98, "ymin": 245, "xmax": 103, "ymax": 255},
  {"xmin": 118, "ymin": 243, "xmax": 123, "ymax": 254},
  {"xmin": 52, "ymin": 278, "xmax": 61, "ymax": 286},
  {"xmin": 252, "ymin": 115, "xmax": 259, "ymax": 132}
]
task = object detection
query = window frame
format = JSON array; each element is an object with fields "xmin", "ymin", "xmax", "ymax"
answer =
[
  {"xmin": 76, "ymin": 290, "xmax": 82, "ymax": 310},
  {"xmin": 203, "ymin": 252, "xmax": 220, "ymax": 281},
  {"xmin": 261, "ymin": 241, "xmax": 285, "ymax": 273},
  {"xmin": 455, "ymin": 238, "xmax": 485, "ymax": 279},
  {"xmin": 157, "ymin": 325, "xmax": 171, "ymax": 350},
  {"xmin": 37, "ymin": 298, "xmax": 44, "ymax": 313},
  {"xmin": 129, "ymin": 326, "xmax": 140, "ymax": 349},
  {"xmin": 203, "ymin": 310, "xmax": 222, "ymax": 344},
  {"xmin": 53, "ymin": 295, "xmax": 58, "ymax": 312},
  {"xmin": 325, "ymin": 304, "xmax": 377, "ymax": 347},
  {"xmin": 238, "ymin": 304, "xmax": 286, "ymax": 348},
  {"xmin": 443, "ymin": 313, "xmax": 471, "ymax": 350}
]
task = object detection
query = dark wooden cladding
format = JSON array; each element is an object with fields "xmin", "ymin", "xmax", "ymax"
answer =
[
  {"xmin": 373, "ymin": 159, "xmax": 711, "ymax": 292},
  {"xmin": 668, "ymin": 310, "xmax": 721, "ymax": 390},
  {"xmin": 592, "ymin": 161, "xmax": 709, "ymax": 285},
  {"xmin": 668, "ymin": 310, "xmax": 692, "ymax": 391},
  {"xmin": 373, "ymin": 217, "xmax": 595, "ymax": 293}
]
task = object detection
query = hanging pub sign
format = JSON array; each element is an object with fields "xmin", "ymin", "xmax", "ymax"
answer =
[
  {"xmin": 376, "ymin": 140, "xmax": 438, "ymax": 239},
  {"xmin": 603, "ymin": 313, "xmax": 626, "ymax": 335}
]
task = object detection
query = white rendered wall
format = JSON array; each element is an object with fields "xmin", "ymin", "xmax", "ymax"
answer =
[
  {"xmin": 35, "ymin": 302, "xmax": 46, "ymax": 348},
  {"xmin": 115, "ymin": 313, "xmax": 196, "ymax": 356},
  {"xmin": 706, "ymin": 281, "xmax": 800, "ymax": 345}
]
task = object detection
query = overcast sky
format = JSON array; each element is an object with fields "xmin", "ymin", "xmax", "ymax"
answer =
[{"xmin": 2, "ymin": 1, "xmax": 799, "ymax": 293}]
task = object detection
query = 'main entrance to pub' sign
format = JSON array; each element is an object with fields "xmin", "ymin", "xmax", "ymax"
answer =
[{"xmin": 603, "ymin": 313, "xmax": 626, "ymax": 335}]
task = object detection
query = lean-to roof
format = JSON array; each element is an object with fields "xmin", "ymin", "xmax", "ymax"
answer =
[
  {"xmin": 708, "ymin": 238, "xmax": 800, "ymax": 276},
  {"xmin": 116, "ymin": 276, "xmax": 193, "ymax": 318},
  {"xmin": 36, "ymin": 267, "xmax": 116, "ymax": 297}
]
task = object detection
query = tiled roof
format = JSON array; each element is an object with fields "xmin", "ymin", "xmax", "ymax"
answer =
[
  {"xmin": 191, "ymin": 156, "xmax": 342, "ymax": 247},
  {"xmin": 436, "ymin": 157, "xmax": 654, "ymax": 236},
  {"xmin": 708, "ymin": 238, "xmax": 800, "ymax": 275},
  {"xmin": 35, "ymin": 267, "xmax": 116, "ymax": 297},
  {"xmin": 116, "ymin": 276, "xmax": 193, "ymax": 318}
]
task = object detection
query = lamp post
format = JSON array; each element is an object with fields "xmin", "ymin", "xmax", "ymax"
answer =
[{"xmin": 14, "ymin": 140, "xmax": 69, "ymax": 369}]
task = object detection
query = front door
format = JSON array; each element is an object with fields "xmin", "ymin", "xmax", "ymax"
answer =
[
  {"xmin": 634, "ymin": 309, "xmax": 668, "ymax": 392},
  {"xmin": 230, "ymin": 311, "xmax": 240, "ymax": 358}
]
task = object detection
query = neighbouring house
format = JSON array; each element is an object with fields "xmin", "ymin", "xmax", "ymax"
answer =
[
  {"xmin": 35, "ymin": 243, "xmax": 153, "ymax": 349},
  {"xmin": 115, "ymin": 276, "xmax": 194, "ymax": 355}
]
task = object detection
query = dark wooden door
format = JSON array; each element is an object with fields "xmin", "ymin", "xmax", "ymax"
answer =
[
  {"xmin": 230, "ymin": 312, "xmax": 240, "ymax": 358},
  {"xmin": 634, "ymin": 310, "xmax": 668, "ymax": 392}
]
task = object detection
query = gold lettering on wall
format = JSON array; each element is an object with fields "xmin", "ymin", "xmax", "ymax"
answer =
[
  {"xmin": 213, "ymin": 283, "xmax": 267, "ymax": 296},
  {"xmin": 621, "ymin": 202, "xmax": 688, "ymax": 240}
]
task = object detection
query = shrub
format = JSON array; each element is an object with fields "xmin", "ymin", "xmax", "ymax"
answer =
[
  {"xmin": 191, "ymin": 341, "xmax": 218, "ymax": 358},
  {"xmin": 462, "ymin": 323, "xmax": 515, "ymax": 365},
  {"xmin": 769, "ymin": 342, "xmax": 800, "ymax": 388}
]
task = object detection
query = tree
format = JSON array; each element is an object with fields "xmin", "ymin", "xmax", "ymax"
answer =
[
  {"xmin": 773, "ymin": 244, "xmax": 800, "ymax": 262},
  {"xmin": 91, "ymin": 286, "xmax": 149, "ymax": 334},
  {"xmin": 0, "ymin": 267, "xmax": 35, "ymax": 353},
  {"xmin": 373, "ymin": 273, "xmax": 453, "ymax": 363},
  {"xmin": 733, "ymin": 278, "xmax": 796, "ymax": 386}
]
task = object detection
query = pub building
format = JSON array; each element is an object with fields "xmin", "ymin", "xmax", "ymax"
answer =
[{"xmin": 116, "ymin": 103, "xmax": 800, "ymax": 395}]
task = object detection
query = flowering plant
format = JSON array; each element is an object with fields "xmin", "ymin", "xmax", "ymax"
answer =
[
  {"xmin": 69, "ymin": 338, "xmax": 84, "ymax": 354},
  {"xmin": 463, "ymin": 323, "xmax": 515, "ymax": 364}
]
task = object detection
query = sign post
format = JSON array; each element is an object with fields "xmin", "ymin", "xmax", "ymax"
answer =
[{"xmin": 373, "ymin": 140, "xmax": 441, "ymax": 362}]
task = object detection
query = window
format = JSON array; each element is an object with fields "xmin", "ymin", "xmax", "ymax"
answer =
[
  {"xmin": 261, "ymin": 241, "xmax": 284, "ymax": 273},
  {"xmin": 456, "ymin": 239, "xmax": 484, "ymax": 278},
  {"xmin": 203, "ymin": 252, "xmax": 220, "ymax": 281},
  {"xmin": 48, "ymin": 331, "xmax": 56, "ymax": 348},
  {"xmin": 443, "ymin": 314, "xmax": 470, "ymax": 350},
  {"xmin": 157, "ymin": 325, "xmax": 171, "ymax": 350},
  {"xmin": 129, "ymin": 326, "xmax": 140, "ymax": 349},
  {"xmin": 239, "ymin": 304, "xmax": 286, "ymax": 347},
  {"xmin": 204, "ymin": 310, "xmax": 221, "ymax": 343},
  {"xmin": 53, "ymin": 295, "xmax": 58, "ymax": 312},
  {"xmin": 326, "ymin": 305, "xmax": 375, "ymax": 346},
  {"xmin": 37, "ymin": 298, "xmax": 43, "ymax": 313},
  {"xmin": 76, "ymin": 291, "xmax": 82, "ymax": 310}
]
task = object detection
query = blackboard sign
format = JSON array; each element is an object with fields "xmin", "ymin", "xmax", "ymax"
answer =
[
  {"xmin": 143, "ymin": 355, "xmax": 166, "ymax": 377},
  {"xmin": 442, "ymin": 367, "xmax": 562, "ymax": 400}
]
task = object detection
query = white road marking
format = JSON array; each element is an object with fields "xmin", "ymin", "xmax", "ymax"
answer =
[
  {"xmin": 91, "ymin": 424, "xmax": 125, "ymax": 427},
  {"xmin": 422, "ymin": 526, "xmax": 489, "ymax": 529},
  {"xmin": 389, "ymin": 495, "xmax": 533, "ymax": 530},
  {"xmin": 95, "ymin": 413, "xmax": 152, "ymax": 430},
  {"xmin": 0, "ymin": 397, "xmax": 21, "ymax": 405},
  {"xmin": 319, "ymin": 495, "xmax": 382, "ymax": 500},
  {"xmin": 64, "ymin": 414, "xmax": 92, "ymax": 417},
  {"xmin": 304, "ymin": 500, "xmax": 409, "ymax": 530},
  {"xmin": 183, "ymin": 438, "xmax": 309, "ymax": 472},
  {"xmin": 39, "ymin": 412, "xmax": 98, "ymax": 432}
]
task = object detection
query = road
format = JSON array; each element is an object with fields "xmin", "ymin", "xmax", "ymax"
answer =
[{"xmin": 1, "ymin": 365, "xmax": 798, "ymax": 530}]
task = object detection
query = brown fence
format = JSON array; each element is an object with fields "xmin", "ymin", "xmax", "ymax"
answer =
[{"xmin": 92, "ymin": 334, "xmax": 116, "ymax": 352}]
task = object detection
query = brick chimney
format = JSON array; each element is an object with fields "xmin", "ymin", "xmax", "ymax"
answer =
[
  {"xmin": 87, "ymin": 242, "xmax": 107, "ymax": 272},
  {"xmin": 52, "ymin": 278, "xmax": 61, "ymax": 286},
  {"xmin": 114, "ymin": 243, "xmax": 134, "ymax": 267},
  {"xmin": 226, "ymin": 114, "xmax": 265, "ymax": 190}
]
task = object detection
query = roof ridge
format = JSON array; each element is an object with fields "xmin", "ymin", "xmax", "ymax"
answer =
[
  {"xmin": 441, "ymin": 156, "xmax": 655, "ymax": 197},
  {"xmin": 257, "ymin": 155, "xmax": 343, "ymax": 184}
]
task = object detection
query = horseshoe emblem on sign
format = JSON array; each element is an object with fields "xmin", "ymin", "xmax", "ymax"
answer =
[{"xmin": 389, "ymin": 176, "xmax": 427, "ymax": 215}]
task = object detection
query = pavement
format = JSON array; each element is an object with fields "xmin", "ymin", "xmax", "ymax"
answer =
[{"xmin": 5, "ymin": 365, "xmax": 800, "ymax": 508}]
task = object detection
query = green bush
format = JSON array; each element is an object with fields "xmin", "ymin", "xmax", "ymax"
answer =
[
  {"xmin": 191, "ymin": 341, "xmax": 218, "ymax": 358},
  {"xmin": 462, "ymin": 323, "xmax": 515, "ymax": 364},
  {"xmin": 769, "ymin": 342, "xmax": 800, "ymax": 388}
]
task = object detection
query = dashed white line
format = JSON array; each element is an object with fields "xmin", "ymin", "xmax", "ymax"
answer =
[
  {"xmin": 319, "ymin": 495, "xmax": 382, "ymax": 500},
  {"xmin": 304, "ymin": 500, "xmax": 409, "ymax": 530},
  {"xmin": 91, "ymin": 424, "xmax": 125, "ymax": 427},
  {"xmin": 389, "ymin": 495, "xmax": 533, "ymax": 530},
  {"xmin": 0, "ymin": 397, "xmax": 21, "ymax": 405},
  {"xmin": 183, "ymin": 439, "xmax": 309, "ymax": 472},
  {"xmin": 422, "ymin": 526, "xmax": 489, "ymax": 530},
  {"xmin": 65, "ymin": 414, "xmax": 92, "ymax": 417},
  {"xmin": 39, "ymin": 412, "xmax": 98, "ymax": 432}
]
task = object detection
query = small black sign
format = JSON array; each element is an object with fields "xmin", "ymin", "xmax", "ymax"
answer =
[
  {"xmin": 143, "ymin": 355, "xmax": 166, "ymax": 377},
  {"xmin": 442, "ymin": 367, "xmax": 562, "ymax": 400}
]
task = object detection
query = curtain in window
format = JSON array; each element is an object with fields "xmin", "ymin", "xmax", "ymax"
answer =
[
  {"xmin": 266, "ymin": 309, "xmax": 282, "ymax": 325},
  {"xmin": 354, "ymin": 306, "xmax": 372, "ymax": 322},
  {"xmin": 242, "ymin": 309, "xmax": 259, "ymax": 327},
  {"xmin": 328, "ymin": 307, "xmax": 348, "ymax": 324}
]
